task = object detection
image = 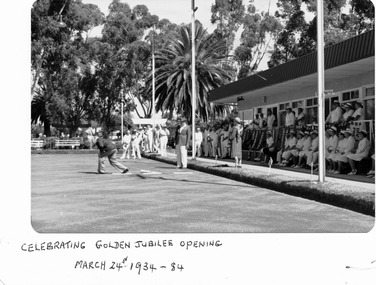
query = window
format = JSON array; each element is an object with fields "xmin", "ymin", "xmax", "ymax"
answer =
[
  {"xmin": 292, "ymin": 100, "xmax": 303, "ymax": 109},
  {"xmin": 279, "ymin": 102, "xmax": 290, "ymax": 111},
  {"xmin": 365, "ymin": 87, "xmax": 375, "ymax": 97},
  {"xmin": 342, "ymin": 89, "xmax": 359, "ymax": 101},
  {"xmin": 306, "ymin": 98, "xmax": 318, "ymax": 107},
  {"xmin": 365, "ymin": 99, "xmax": 375, "ymax": 120}
]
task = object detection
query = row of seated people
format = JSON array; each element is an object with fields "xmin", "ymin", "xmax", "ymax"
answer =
[{"xmin": 255, "ymin": 126, "xmax": 374, "ymax": 178}]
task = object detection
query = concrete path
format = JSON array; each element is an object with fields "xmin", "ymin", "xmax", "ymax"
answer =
[{"xmin": 31, "ymin": 154, "xmax": 374, "ymax": 233}]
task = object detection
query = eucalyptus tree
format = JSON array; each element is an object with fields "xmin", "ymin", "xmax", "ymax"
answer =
[
  {"xmin": 234, "ymin": 2, "xmax": 283, "ymax": 79},
  {"xmin": 268, "ymin": 0, "xmax": 374, "ymax": 68},
  {"xmin": 152, "ymin": 22, "xmax": 234, "ymax": 123},
  {"xmin": 94, "ymin": 0, "xmax": 158, "ymax": 128},
  {"xmin": 211, "ymin": 0, "xmax": 245, "ymax": 54},
  {"xmin": 31, "ymin": 0, "xmax": 104, "ymax": 136}
]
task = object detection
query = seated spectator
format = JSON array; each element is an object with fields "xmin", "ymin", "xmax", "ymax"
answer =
[
  {"xmin": 294, "ymin": 131, "xmax": 311, "ymax": 168},
  {"xmin": 290, "ymin": 131, "xmax": 306, "ymax": 168},
  {"xmin": 325, "ymin": 100, "xmax": 343, "ymax": 125},
  {"xmin": 266, "ymin": 109, "xmax": 276, "ymax": 130},
  {"xmin": 278, "ymin": 131, "xmax": 297, "ymax": 166},
  {"xmin": 326, "ymin": 126, "xmax": 339, "ymax": 172},
  {"xmin": 367, "ymin": 154, "xmax": 375, "ymax": 178},
  {"xmin": 328, "ymin": 130, "xmax": 346, "ymax": 174},
  {"xmin": 341, "ymin": 102, "xmax": 354, "ymax": 123},
  {"xmin": 346, "ymin": 130, "xmax": 371, "ymax": 175},
  {"xmin": 336, "ymin": 128, "xmax": 356, "ymax": 174},
  {"xmin": 276, "ymin": 133, "xmax": 291, "ymax": 166},
  {"xmin": 306, "ymin": 130, "xmax": 319, "ymax": 169},
  {"xmin": 285, "ymin": 107, "xmax": 295, "ymax": 128},
  {"xmin": 260, "ymin": 131, "xmax": 275, "ymax": 163},
  {"xmin": 296, "ymin": 107, "xmax": 306, "ymax": 127},
  {"xmin": 349, "ymin": 101, "xmax": 365, "ymax": 121}
]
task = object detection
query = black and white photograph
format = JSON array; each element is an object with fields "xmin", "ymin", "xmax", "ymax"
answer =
[{"xmin": 1, "ymin": 0, "xmax": 376, "ymax": 284}]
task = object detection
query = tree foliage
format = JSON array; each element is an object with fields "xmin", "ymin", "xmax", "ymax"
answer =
[
  {"xmin": 151, "ymin": 22, "xmax": 234, "ymax": 123},
  {"xmin": 234, "ymin": 2, "xmax": 283, "ymax": 79},
  {"xmin": 268, "ymin": 0, "xmax": 374, "ymax": 68}
]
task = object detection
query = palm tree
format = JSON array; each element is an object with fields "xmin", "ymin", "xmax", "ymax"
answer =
[{"xmin": 152, "ymin": 22, "xmax": 234, "ymax": 122}]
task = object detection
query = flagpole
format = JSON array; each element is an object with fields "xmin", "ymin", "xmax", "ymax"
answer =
[
  {"xmin": 152, "ymin": 26, "xmax": 156, "ymax": 129},
  {"xmin": 191, "ymin": 0, "xmax": 197, "ymax": 159},
  {"xmin": 317, "ymin": 0, "xmax": 325, "ymax": 182}
]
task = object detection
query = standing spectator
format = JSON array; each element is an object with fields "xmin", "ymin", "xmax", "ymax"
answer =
[
  {"xmin": 208, "ymin": 127, "xmax": 219, "ymax": 157},
  {"xmin": 85, "ymin": 124, "xmax": 97, "ymax": 149},
  {"xmin": 194, "ymin": 127, "xmax": 203, "ymax": 157},
  {"xmin": 258, "ymin": 113, "xmax": 267, "ymax": 129},
  {"xmin": 296, "ymin": 107, "xmax": 306, "ymax": 127},
  {"xmin": 145, "ymin": 125, "xmax": 153, "ymax": 152},
  {"xmin": 159, "ymin": 124, "xmax": 170, "ymax": 157},
  {"xmin": 266, "ymin": 109, "xmax": 276, "ymax": 130},
  {"xmin": 153, "ymin": 125, "xmax": 161, "ymax": 153},
  {"xmin": 230, "ymin": 117, "xmax": 243, "ymax": 167},
  {"xmin": 96, "ymin": 129, "xmax": 129, "ymax": 174},
  {"xmin": 220, "ymin": 124, "xmax": 230, "ymax": 158},
  {"xmin": 325, "ymin": 100, "xmax": 343, "ymax": 125},
  {"xmin": 203, "ymin": 126, "xmax": 210, "ymax": 157},
  {"xmin": 252, "ymin": 114, "xmax": 261, "ymax": 130},
  {"xmin": 176, "ymin": 118, "xmax": 191, "ymax": 169},
  {"xmin": 120, "ymin": 129, "xmax": 132, "ymax": 159},
  {"xmin": 341, "ymin": 102, "xmax": 355, "ymax": 123},
  {"xmin": 350, "ymin": 101, "xmax": 365, "ymax": 121},
  {"xmin": 285, "ymin": 107, "xmax": 295, "ymax": 128},
  {"xmin": 131, "ymin": 130, "xmax": 142, "ymax": 159},
  {"xmin": 347, "ymin": 130, "xmax": 371, "ymax": 175}
]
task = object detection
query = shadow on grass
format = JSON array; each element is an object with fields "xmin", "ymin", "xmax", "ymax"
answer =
[{"xmin": 140, "ymin": 175, "xmax": 258, "ymax": 189}]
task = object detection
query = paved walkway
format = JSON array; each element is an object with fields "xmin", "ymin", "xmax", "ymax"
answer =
[{"xmin": 31, "ymin": 154, "xmax": 374, "ymax": 233}]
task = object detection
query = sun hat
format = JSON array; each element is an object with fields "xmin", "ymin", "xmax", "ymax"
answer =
[
  {"xmin": 330, "ymin": 126, "xmax": 337, "ymax": 132},
  {"xmin": 311, "ymin": 130, "xmax": 318, "ymax": 135},
  {"xmin": 234, "ymin": 117, "xmax": 241, "ymax": 123},
  {"xmin": 355, "ymin": 101, "xmax": 363, "ymax": 107},
  {"xmin": 359, "ymin": 129, "xmax": 368, "ymax": 135},
  {"xmin": 343, "ymin": 128, "xmax": 352, "ymax": 134}
]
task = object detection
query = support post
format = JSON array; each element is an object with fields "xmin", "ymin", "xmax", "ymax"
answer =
[{"xmin": 317, "ymin": 0, "xmax": 325, "ymax": 182}]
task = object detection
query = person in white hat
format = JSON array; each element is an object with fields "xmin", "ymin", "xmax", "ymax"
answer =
[
  {"xmin": 276, "ymin": 132, "xmax": 292, "ymax": 166},
  {"xmin": 328, "ymin": 130, "xmax": 347, "ymax": 174},
  {"xmin": 335, "ymin": 128, "xmax": 356, "ymax": 174},
  {"xmin": 159, "ymin": 124, "xmax": 170, "ymax": 157},
  {"xmin": 285, "ymin": 107, "xmax": 295, "ymax": 128},
  {"xmin": 346, "ymin": 130, "xmax": 371, "ymax": 175},
  {"xmin": 325, "ymin": 100, "xmax": 343, "ymax": 125},
  {"xmin": 350, "ymin": 101, "xmax": 365, "ymax": 121},
  {"xmin": 326, "ymin": 126, "xmax": 339, "ymax": 172},
  {"xmin": 290, "ymin": 131, "xmax": 306, "ymax": 167},
  {"xmin": 229, "ymin": 117, "xmax": 243, "ymax": 167},
  {"xmin": 305, "ymin": 130, "xmax": 319, "ymax": 169},
  {"xmin": 294, "ymin": 131, "xmax": 312, "ymax": 168},
  {"xmin": 120, "ymin": 129, "xmax": 132, "ymax": 159},
  {"xmin": 341, "ymin": 102, "xmax": 354, "ymax": 123}
]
